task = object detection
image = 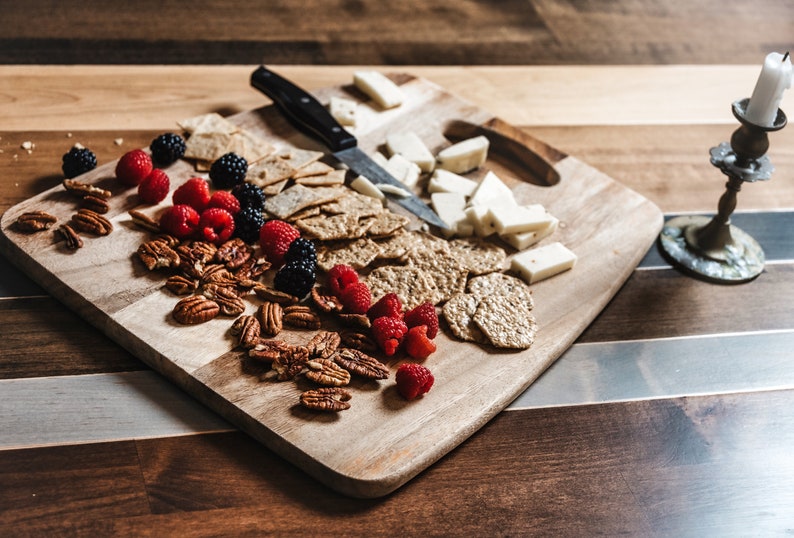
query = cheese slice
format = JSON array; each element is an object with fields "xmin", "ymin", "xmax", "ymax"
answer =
[
  {"xmin": 428, "ymin": 169, "xmax": 479, "ymax": 197},
  {"xmin": 384, "ymin": 153, "xmax": 421, "ymax": 189},
  {"xmin": 511, "ymin": 242, "xmax": 577, "ymax": 284},
  {"xmin": 464, "ymin": 205, "xmax": 496, "ymax": 237},
  {"xmin": 431, "ymin": 192, "xmax": 470, "ymax": 238},
  {"xmin": 350, "ymin": 175, "xmax": 386, "ymax": 201},
  {"xmin": 468, "ymin": 171, "xmax": 516, "ymax": 208},
  {"xmin": 490, "ymin": 203, "xmax": 553, "ymax": 235},
  {"xmin": 386, "ymin": 132, "xmax": 435, "ymax": 173},
  {"xmin": 436, "ymin": 135, "xmax": 489, "ymax": 173},
  {"xmin": 501, "ymin": 215, "xmax": 559, "ymax": 250},
  {"xmin": 329, "ymin": 96, "xmax": 357, "ymax": 127},
  {"xmin": 353, "ymin": 71, "xmax": 404, "ymax": 109}
]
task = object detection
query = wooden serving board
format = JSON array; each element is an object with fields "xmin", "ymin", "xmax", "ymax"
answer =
[{"xmin": 0, "ymin": 74, "xmax": 663, "ymax": 498}]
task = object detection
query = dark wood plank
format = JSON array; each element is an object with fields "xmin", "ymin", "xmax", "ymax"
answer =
[{"xmin": 0, "ymin": 0, "xmax": 789, "ymax": 65}]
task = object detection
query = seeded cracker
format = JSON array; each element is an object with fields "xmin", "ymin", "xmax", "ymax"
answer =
[
  {"xmin": 316, "ymin": 237, "xmax": 383, "ymax": 271},
  {"xmin": 374, "ymin": 229, "xmax": 417, "ymax": 260},
  {"xmin": 264, "ymin": 184, "xmax": 346, "ymax": 220},
  {"xmin": 404, "ymin": 236, "xmax": 467, "ymax": 304},
  {"xmin": 364, "ymin": 212, "xmax": 410, "ymax": 237},
  {"xmin": 321, "ymin": 191, "xmax": 385, "ymax": 218},
  {"xmin": 448, "ymin": 238, "xmax": 506, "ymax": 275},
  {"xmin": 292, "ymin": 160, "xmax": 335, "ymax": 179},
  {"xmin": 295, "ymin": 169, "xmax": 346, "ymax": 187},
  {"xmin": 296, "ymin": 213, "xmax": 372, "ymax": 241},
  {"xmin": 366, "ymin": 266, "xmax": 436, "ymax": 310},
  {"xmin": 442, "ymin": 293, "xmax": 490, "ymax": 344},
  {"xmin": 473, "ymin": 294, "xmax": 537, "ymax": 349},
  {"xmin": 467, "ymin": 272, "xmax": 534, "ymax": 310},
  {"xmin": 247, "ymin": 156, "xmax": 296, "ymax": 186}
]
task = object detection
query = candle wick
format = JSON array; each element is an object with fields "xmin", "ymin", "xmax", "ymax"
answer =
[{"xmin": 784, "ymin": 51, "xmax": 790, "ymax": 62}]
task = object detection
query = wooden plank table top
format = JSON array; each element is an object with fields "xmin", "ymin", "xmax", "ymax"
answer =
[{"xmin": 2, "ymin": 65, "xmax": 794, "ymax": 535}]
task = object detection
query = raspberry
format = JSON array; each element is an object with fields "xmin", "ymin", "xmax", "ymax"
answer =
[
  {"xmin": 403, "ymin": 302, "xmax": 439, "ymax": 339},
  {"xmin": 233, "ymin": 207, "xmax": 266, "ymax": 244},
  {"xmin": 371, "ymin": 315, "xmax": 408, "ymax": 356},
  {"xmin": 327, "ymin": 264, "xmax": 359, "ymax": 297},
  {"xmin": 274, "ymin": 259, "xmax": 316, "ymax": 299},
  {"xmin": 115, "ymin": 149, "xmax": 153, "ymax": 187},
  {"xmin": 210, "ymin": 152, "xmax": 248, "ymax": 189},
  {"xmin": 284, "ymin": 237, "xmax": 317, "ymax": 267},
  {"xmin": 403, "ymin": 325, "xmax": 437, "ymax": 360},
  {"xmin": 207, "ymin": 190, "xmax": 241, "ymax": 216},
  {"xmin": 137, "ymin": 169, "xmax": 170, "ymax": 204},
  {"xmin": 159, "ymin": 204, "xmax": 199, "ymax": 239},
  {"xmin": 367, "ymin": 292, "xmax": 403, "ymax": 322},
  {"xmin": 198, "ymin": 208, "xmax": 235, "ymax": 245},
  {"xmin": 61, "ymin": 146, "xmax": 97, "ymax": 178},
  {"xmin": 395, "ymin": 363, "xmax": 434, "ymax": 400},
  {"xmin": 172, "ymin": 177, "xmax": 211, "ymax": 212},
  {"xmin": 340, "ymin": 281, "xmax": 371, "ymax": 315},
  {"xmin": 231, "ymin": 182, "xmax": 266, "ymax": 211},
  {"xmin": 149, "ymin": 133, "xmax": 186, "ymax": 165},
  {"xmin": 259, "ymin": 219, "xmax": 300, "ymax": 266}
]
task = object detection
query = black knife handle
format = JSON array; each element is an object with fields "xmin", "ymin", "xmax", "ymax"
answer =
[{"xmin": 250, "ymin": 66, "xmax": 357, "ymax": 153}]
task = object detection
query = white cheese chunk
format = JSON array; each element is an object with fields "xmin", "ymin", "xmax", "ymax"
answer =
[
  {"xmin": 377, "ymin": 183, "xmax": 412, "ymax": 198},
  {"xmin": 329, "ymin": 96, "xmax": 357, "ymax": 127},
  {"xmin": 490, "ymin": 203, "xmax": 554, "ymax": 235},
  {"xmin": 384, "ymin": 153, "xmax": 421, "ymax": 189},
  {"xmin": 511, "ymin": 242, "xmax": 577, "ymax": 284},
  {"xmin": 353, "ymin": 71, "xmax": 404, "ymax": 109},
  {"xmin": 436, "ymin": 135, "xmax": 489, "ymax": 173},
  {"xmin": 431, "ymin": 192, "xmax": 469, "ymax": 238},
  {"xmin": 371, "ymin": 151, "xmax": 389, "ymax": 167},
  {"xmin": 350, "ymin": 175, "xmax": 386, "ymax": 201},
  {"xmin": 464, "ymin": 205, "xmax": 496, "ymax": 237},
  {"xmin": 386, "ymin": 132, "xmax": 435, "ymax": 173},
  {"xmin": 501, "ymin": 215, "xmax": 559, "ymax": 250},
  {"xmin": 428, "ymin": 169, "xmax": 479, "ymax": 197},
  {"xmin": 468, "ymin": 171, "xmax": 516, "ymax": 208}
]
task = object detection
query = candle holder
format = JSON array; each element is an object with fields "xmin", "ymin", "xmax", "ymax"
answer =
[{"xmin": 659, "ymin": 98, "xmax": 787, "ymax": 283}]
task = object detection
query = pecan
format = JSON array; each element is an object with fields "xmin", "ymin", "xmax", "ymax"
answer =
[
  {"xmin": 137, "ymin": 239, "xmax": 180, "ymax": 271},
  {"xmin": 215, "ymin": 238, "xmax": 252, "ymax": 270},
  {"xmin": 307, "ymin": 330, "xmax": 341, "ymax": 359},
  {"xmin": 177, "ymin": 241, "xmax": 217, "ymax": 277},
  {"xmin": 283, "ymin": 305, "xmax": 322, "ymax": 330},
  {"xmin": 172, "ymin": 295, "xmax": 220, "ymax": 325},
  {"xmin": 272, "ymin": 345, "xmax": 309, "ymax": 380},
  {"xmin": 332, "ymin": 348, "xmax": 389, "ymax": 380},
  {"xmin": 299, "ymin": 387, "xmax": 352, "ymax": 412},
  {"xmin": 257, "ymin": 301, "xmax": 283, "ymax": 337},
  {"xmin": 336, "ymin": 312, "xmax": 371, "ymax": 329},
  {"xmin": 15, "ymin": 211, "xmax": 57, "ymax": 233},
  {"xmin": 165, "ymin": 274, "xmax": 198, "ymax": 295},
  {"xmin": 202, "ymin": 283, "xmax": 245, "ymax": 316},
  {"xmin": 248, "ymin": 339, "xmax": 290, "ymax": 362},
  {"xmin": 155, "ymin": 234, "xmax": 180, "ymax": 247},
  {"xmin": 231, "ymin": 315, "xmax": 261, "ymax": 349},
  {"xmin": 81, "ymin": 194, "xmax": 110, "ymax": 214},
  {"xmin": 201, "ymin": 265, "xmax": 238, "ymax": 288},
  {"xmin": 56, "ymin": 223, "xmax": 83, "ymax": 249},
  {"xmin": 306, "ymin": 358, "xmax": 351, "ymax": 387},
  {"xmin": 311, "ymin": 286, "xmax": 344, "ymax": 313},
  {"xmin": 62, "ymin": 179, "xmax": 111, "ymax": 199},
  {"xmin": 236, "ymin": 255, "xmax": 271, "ymax": 280},
  {"xmin": 128, "ymin": 209, "xmax": 161, "ymax": 233},
  {"xmin": 253, "ymin": 283, "xmax": 299, "ymax": 305},
  {"xmin": 339, "ymin": 330, "xmax": 378, "ymax": 353},
  {"xmin": 71, "ymin": 208, "xmax": 113, "ymax": 235}
]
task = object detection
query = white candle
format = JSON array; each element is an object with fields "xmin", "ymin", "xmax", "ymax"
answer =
[{"xmin": 744, "ymin": 51, "xmax": 792, "ymax": 127}]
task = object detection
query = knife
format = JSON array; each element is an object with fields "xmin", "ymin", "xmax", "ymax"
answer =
[{"xmin": 250, "ymin": 65, "xmax": 448, "ymax": 229}]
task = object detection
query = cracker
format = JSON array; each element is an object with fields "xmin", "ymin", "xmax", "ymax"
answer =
[
  {"xmin": 183, "ymin": 131, "xmax": 233, "ymax": 162},
  {"xmin": 321, "ymin": 191, "xmax": 384, "ymax": 218},
  {"xmin": 296, "ymin": 213, "xmax": 372, "ymax": 241},
  {"xmin": 442, "ymin": 293, "xmax": 489, "ymax": 344},
  {"xmin": 178, "ymin": 112, "xmax": 238, "ymax": 135},
  {"xmin": 404, "ymin": 237, "xmax": 467, "ymax": 304},
  {"xmin": 285, "ymin": 205, "xmax": 322, "ymax": 222},
  {"xmin": 295, "ymin": 169, "xmax": 346, "ymax": 187},
  {"xmin": 366, "ymin": 265, "xmax": 437, "ymax": 310},
  {"xmin": 284, "ymin": 147, "xmax": 325, "ymax": 171},
  {"xmin": 374, "ymin": 229, "xmax": 416, "ymax": 260},
  {"xmin": 262, "ymin": 179, "xmax": 289, "ymax": 196},
  {"xmin": 227, "ymin": 128, "xmax": 276, "ymax": 164},
  {"xmin": 473, "ymin": 294, "xmax": 537, "ymax": 349},
  {"xmin": 466, "ymin": 272, "xmax": 534, "ymax": 310},
  {"xmin": 448, "ymin": 238, "xmax": 506, "ymax": 275},
  {"xmin": 363, "ymin": 211, "xmax": 410, "ymax": 237},
  {"xmin": 247, "ymin": 155, "xmax": 297, "ymax": 186},
  {"xmin": 292, "ymin": 160, "xmax": 335, "ymax": 179},
  {"xmin": 316, "ymin": 237, "xmax": 383, "ymax": 271},
  {"xmin": 264, "ymin": 184, "xmax": 345, "ymax": 220}
]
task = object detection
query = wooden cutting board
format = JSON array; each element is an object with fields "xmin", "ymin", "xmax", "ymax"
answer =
[{"xmin": 0, "ymin": 74, "xmax": 663, "ymax": 498}]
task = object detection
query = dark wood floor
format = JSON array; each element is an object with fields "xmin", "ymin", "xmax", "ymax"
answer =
[{"xmin": 2, "ymin": 0, "xmax": 791, "ymax": 65}]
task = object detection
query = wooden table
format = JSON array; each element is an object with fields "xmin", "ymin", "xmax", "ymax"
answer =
[{"xmin": 2, "ymin": 65, "xmax": 794, "ymax": 535}]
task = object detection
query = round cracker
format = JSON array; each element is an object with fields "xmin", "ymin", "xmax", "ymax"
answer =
[
  {"xmin": 466, "ymin": 272, "xmax": 534, "ymax": 310},
  {"xmin": 473, "ymin": 294, "xmax": 537, "ymax": 349},
  {"xmin": 442, "ymin": 293, "xmax": 489, "ymax": 344}
]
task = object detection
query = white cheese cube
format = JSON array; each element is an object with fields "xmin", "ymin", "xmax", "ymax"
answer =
[
  {"xmin": 329, "ymin": 96, "xmax": 357, "ymax": 127},
  {"xmin": 511, "ymin": 242, "xmax": 577, "ymax": 284},
  {"xmin": 386, "ymin": 132, "xmax": 435, "ymax": 173},
  {"xmin": 428, "ymin": 169, "xmax": 479, "ymax": 197},
  {"xmin": 353, "ymin": 71, "xmax": 404, "ymax": 109},
  {"xmin": 468, "ymin": 171, "xmax": 516, "ymax": 208},
  {"xmin": 350, "ymin": 175, "xmax": 386, "ymax": 201},
  {"xmin": 371, "ymin": 151, "xmax": 389, "ymax": 167},
  {"xmin": 385, "ymin": 153, "xmax": 421, "ymax": 189},
  {"xmin": 431, "ymin": 192, "xmax": 468, "ymax": 238},
  {"xmin": 501, "ymin": 215, "xmax": 559, "ymax": 250},
  {"xmin": 436, "ymin": 135, "xmax": 489, "ymax": 173},
  {"xmin": 490, "ymin": 203, "xmax": 553, "ymax": 235},
  {"xmin": 464, "ymin": 205, "xmax": 496, "ymax": 237},
  {"xmin": 377, "ymin": 183, "xmax": 412, "ymax": 198}
]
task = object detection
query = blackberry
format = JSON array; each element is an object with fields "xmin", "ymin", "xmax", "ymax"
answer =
[
  {"xmin": 233, "ymin": 206, "xmax": 266, "ymax": 244},
  {"xmin": 61, "ymin": 146, "xmax": 97, "ymax": 178},
  {"xmin": 284, "ymin": 237, "xmax": 317, "ymax": 267},
  {"xmin": 210, "ymin": 152, "xmax": 248, "ymax": 189},
  {"xmin": 231, "ymin": 182, "xmax": 266, "ymax": 211},
  {"xmin": 150, "ymin": 133, "xmax": 186, "ymax": 165},
  {"xmin": 274, "ymin": 259, "xmax": 316, "ymax": 299}
]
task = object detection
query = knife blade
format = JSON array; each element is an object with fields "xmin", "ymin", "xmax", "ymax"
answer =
[{"xmin": 250, "ymin": 65, "xmax": 448, "ymax": 229}]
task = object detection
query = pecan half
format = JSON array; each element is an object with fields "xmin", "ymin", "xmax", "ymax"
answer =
[
  {"xmin": 253, "ymin": 283, "xmax": 299, "ymax": 305},
  {"xmin": 15, "ymin": 211, "xmax": 57, "ymax": 233},
  {"xmin": 201, "ymin": 265, "xmax": 238, "ymax": 288},
  {"xmin": 257, "ymin": 301, "xmax": 283, "ymax": 337},
  {"xmin": 299, "ymin": 387, "xmax": 352, "ymax": 412},
  {"xmin": 339, "ymin": 330, "xmax": 378, "ymax": 353},
  {"xmin": 56, "ymin": 223, "xmax": 83, "ymax": 249},
  {"xmin": 307, "ymin": 330, "xmax": 341, "ymax": 359},
  {"xmin": 165, "ymin": 274, "xmax": 198, "ymax": 295},
  {"xmin": 336, "ymin": 313, "xmax": 371, "ymax": 329},
  {"xmin": 306, "ymin": 358, "xmax": 351, "ymax": 387},
  {"xmin": 332, "ymin": 348, "xmax": 389, "ymax": 380},
  {"xmin": 272, "ymin": 345, "xmax": 309, "ymax": 380},
  {"xmin": 235, "ymin": 255, "xmax": 271, "ymax": 280},
  {"xmin": 283, "ymin": 305, "xmax": 322, "ymax": 330},
  {"xmin": 311, "ymin": 286, "xmax": 344, "ymax": 313},
  {"xmin": 137, "ymin": 239, "xmax": 180, "ymax": 271},
  {"xmin": 81, "ymin": 194, "xmax": 110, "ymax": 214},
  {"xmin": 71, "ymin": 208, "xmax": 113, "ymax": 235},
  {"xmin": 172, "ymin": 295, "xmax": 220, "ymax": 325},
  {"xmin": 128, "ymin": 209, "xmax": 161, "ymax": 233},
  {"xmin": 215, "ymin": 238, "xmax": 252, "ymax": 270},
  {"xmin": 231, "ymin": 315, "xmax": 261, "ymax": 349},
  {"xmin": 177, "ymin": 241, "xmax": 217, "ymax": 278},
  {"xmin": 62, "ymin": 179, "xmax": 111, "ymax": 199},
  {"xmin": 248, "ymin": 339, "xmax": 290, "ymax": 362},
  {"xmin": 202, "ymin": 283, "xmax": 245, "ymax": 316}
]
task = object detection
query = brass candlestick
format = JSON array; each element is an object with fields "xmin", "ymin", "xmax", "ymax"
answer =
[{"xmin": 659, "ymin": 98, "xmax": 787, "ymax": 283}]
